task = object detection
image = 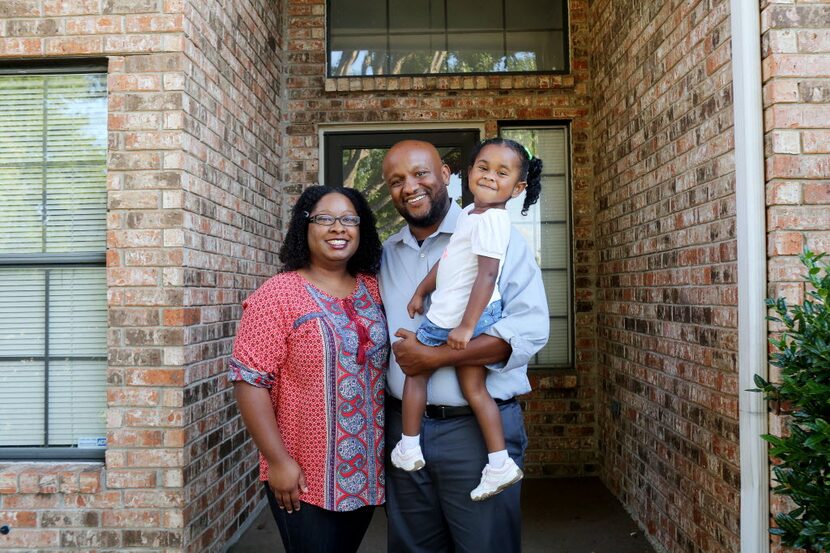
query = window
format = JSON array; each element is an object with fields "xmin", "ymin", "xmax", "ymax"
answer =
[
  {"xmin": 0, "ymin": 65, "xmax": 108, "ymax": 459},
  {"xmin": 500, "ymin": 125, "xmax": 572, "ymax": 367},
  {"xmin": 328, "ymin": 0, "xmax": 568, "ymax": 76}
]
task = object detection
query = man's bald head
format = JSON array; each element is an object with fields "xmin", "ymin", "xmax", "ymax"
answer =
[{"xmin": 382, "ymin": 140, "xmax": 452, "ymax": 240}]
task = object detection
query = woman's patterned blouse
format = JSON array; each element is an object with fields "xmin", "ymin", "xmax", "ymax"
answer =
[{"xmin": 228, "ymin": 271, "xmax": 388, "ymax": 512}]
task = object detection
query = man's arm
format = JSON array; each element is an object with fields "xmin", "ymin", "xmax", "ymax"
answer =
[
  {"xmin": 483, "ymin": 229, "xmax": 549, "ymax": 372},
  {"xmin": 392, "ymin": 329, "xmax": 510, "ymax": 377}
]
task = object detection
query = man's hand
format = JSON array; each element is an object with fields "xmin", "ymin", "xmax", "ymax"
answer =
[
  {"xmin": 407, "ymin": 294, "xmax": 425, "ymax": 319},
  {"xmin": 267, "ymin": 456, "xmax": 308, "ymax": 513},
  {"xmin": 393, "ymin": 328, "xmax": 441, "ymax": 377},
  {"xmin": 447, "ymin": 326, "xmax": 473, "ymax": 350}
]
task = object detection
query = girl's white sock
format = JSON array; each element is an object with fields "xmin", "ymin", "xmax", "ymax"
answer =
[
  {"xmin": 488, "ymin": 450, "xmax": 509, "ymax": 469},
  {"xmin": 400, "ymin": 434, "xmax": 420, "ymax": 452}
]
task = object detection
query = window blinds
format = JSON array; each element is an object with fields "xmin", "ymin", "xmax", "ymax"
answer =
[{"xmin": 0, "ymin": 73, "xmax": 107, "ymax": 448}]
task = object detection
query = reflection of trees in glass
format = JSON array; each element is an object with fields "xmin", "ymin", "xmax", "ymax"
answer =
[
  {"xmin": 0, "ymin": 74, "xmax": 106, "ymax": 255},
  {"xmin": 343, "ymin": 146, "xmax": 465, "ymax": 243},
  {"xmin": 332, "ymin": 50, "xmax": 386, "ymax": 76},
  {"xmin": 332, "ymin": 49, "xmax": 532, "ymax": 75},
  {"xmin": 390, "ymin": 51, "xmax": 448, "ymax": 74}
]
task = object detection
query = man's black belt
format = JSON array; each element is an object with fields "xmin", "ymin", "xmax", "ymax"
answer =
[{"xmin": 386, "ymin": 395, "xmax": 516, "ymax": 420}]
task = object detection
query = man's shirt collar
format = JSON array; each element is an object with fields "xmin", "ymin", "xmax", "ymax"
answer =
[{"xmin": 385, "ymin": 201, "xmax": 462, "ymax": 248}]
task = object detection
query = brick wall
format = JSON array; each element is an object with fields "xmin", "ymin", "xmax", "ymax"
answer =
[
  {"xmin": 762, "ymin": 1, "xmax": 830, "ymax": 552},
  {"xmin": 0, "ymin": 0, "xmax": 189, "ymax": 551},
  {"xmin": 590, "ymin": 1, "xmax": 741, "ymax": 552},
  {"xmin": 283, "ymin": 0, "xmax": 598, "ymax": 478},
  {"xmin": 178, "ymin": 0, "xmax": 283, "ymax": 551}
]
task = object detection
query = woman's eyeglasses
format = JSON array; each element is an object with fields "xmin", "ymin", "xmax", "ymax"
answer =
[{"xmin": 304, "ymin": 212, "xmax": 361, "ymax": 227}]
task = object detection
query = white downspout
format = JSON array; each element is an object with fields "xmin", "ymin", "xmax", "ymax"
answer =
[{"xmin": 730, "ymin": 2, "xmax": 769, "ymax": 553}]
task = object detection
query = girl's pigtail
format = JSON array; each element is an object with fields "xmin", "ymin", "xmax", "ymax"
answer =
[{"xmin": 521, "ymin": 156, "xmax": 543, "ymax": 215}]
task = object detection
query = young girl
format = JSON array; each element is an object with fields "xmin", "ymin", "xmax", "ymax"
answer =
[{"xmin": 390, "ymin": 138, "xmax": 543, "ymax": 501}]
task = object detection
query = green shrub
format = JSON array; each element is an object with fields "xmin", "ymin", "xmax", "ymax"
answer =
[{"xmin": 754, "ymin": 250, "xmax": 830, "ymax": 552}]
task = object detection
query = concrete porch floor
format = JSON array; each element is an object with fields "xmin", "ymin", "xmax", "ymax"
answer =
[{"xmin": 228, "ymin": 477, "xmax": 656, "ymax": 553}]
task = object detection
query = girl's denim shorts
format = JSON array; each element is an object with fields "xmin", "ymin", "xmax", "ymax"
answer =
[{"xmin": 415, "ymin": 300, "xmax": 503, "ymax": 347}]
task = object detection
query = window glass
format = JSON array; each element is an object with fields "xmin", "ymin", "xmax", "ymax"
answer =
[
  {"xmin": 328, "ymin": 0, "xmax": 568, "ymax": 76},
  {"xmin": 505, "ymin": 0, "xmax": 564, "ymax": 29},
  {"xmin": 446, "ymin": 0, "xmax": 502, "ymax": 31},
  {"xmin": 389, "ymin": 0, "xmax": 445, "ymax": 31},
  {"xmin": 0, "ymin": 71, "xmax": 107, "ymax": 453},
  {"xmin": 388, "ymin": 34, "xmax": 448, "ymax": 74},
  {"xmin": 446, "ymin": 33, "xmax": 506, "ymax": 73},
  {"xmin": 502, "ymin": 126, "xmax": 572, "ymax": 367}
]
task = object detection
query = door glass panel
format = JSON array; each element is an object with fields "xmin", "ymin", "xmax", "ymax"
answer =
[
  {"xmin": 325, "ymin": 131, "xmax": 479, "ymax": 242},
  {"xmin": 339, "ymin": 146, "xmax": 465, "ymax": 241}
]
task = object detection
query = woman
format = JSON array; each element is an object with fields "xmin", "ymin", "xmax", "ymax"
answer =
[{"xmin": 229, "ymin": 186, "xmax": 387, "ymax": 553}]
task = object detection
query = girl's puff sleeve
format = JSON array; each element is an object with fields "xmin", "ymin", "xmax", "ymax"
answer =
[
  {"xmin": 470, "ymin": 208, "xmax": 511, "ymax": 260},
  {"xmin": 227, "ymin": 285, "xmax": 288, "ymax": 389}
]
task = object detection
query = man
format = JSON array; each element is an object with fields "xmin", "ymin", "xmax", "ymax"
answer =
[{"xmin": 379, "ymin": 140, "xmax": 549, "ymax": 553}]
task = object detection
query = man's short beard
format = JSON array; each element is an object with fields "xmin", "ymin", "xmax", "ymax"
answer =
[{"xmin": 399, "ymin": 194, "xmax": 450, "ymax": 229}]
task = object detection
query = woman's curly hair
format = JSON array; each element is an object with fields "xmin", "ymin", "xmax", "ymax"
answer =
[
  {"xmin": 468, "ymin": 137, "xmax": 543, "ymax": 215},
  {"xmin": 279, "ymin": 186, "xmax": 383, "ymax": 275}
]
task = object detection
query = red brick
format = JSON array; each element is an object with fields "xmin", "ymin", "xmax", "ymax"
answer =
[
  {"xmin": 803, "ymin": 182, "xmax": 830, "ymax": 204},
  {"xmin": 769, "ymin": 231, "xmax": 805, "ymax": 256},
  {"xmin": 102, "ymin": 508, "xmax": 161, "ymax": 528},
  {"xmin": 125, "ymin": 367, "xmax": 184, "ymax": 386},
  {"xmin": 43, "ymin": 35, "xmax": 103, "ymax": 54},
  {"xmin": 64, "ymin": 15, "xmax": 123, "ymax": 34},
  {"xmin": 43, "ymin": 0, "xmax": 100, "ymax": 16},
  {"xmin": 163, "ymin": 308, "xmax": 201, "ymax": 326},
  {"xmin": 0, "ymin": 528, "xmax": 59, "ymax": 548},
  {"xmin": 0, "ymin": 510, "xmax": 36, "ymax": 527},
  {"xmin": 125, "ymin": 13, "xmax": 184, "ymax": 32},
  {"xmin": 106, "ymin": 469, "xmax": 158, "ymax": 488},
  {"xmin": 0, "ymin": 37, "xmax": 43, "ymax": 55}
]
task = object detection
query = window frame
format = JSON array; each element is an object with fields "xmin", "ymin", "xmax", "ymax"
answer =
[
  {"xmin": 325, "ymin": 0, "xmax": 570, "ymax": 77},
  {"xmin": 0, "ymin": 59, "xmax": 108, "ymax": 461},
  {"xmin": 499, "ymin": 121, "xmax": 574, "ymax": 369}
]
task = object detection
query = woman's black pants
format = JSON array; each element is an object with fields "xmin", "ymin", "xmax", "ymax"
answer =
[{"xmin": 264, "ymin": 483, "xmax": 375, "ymax": 553}]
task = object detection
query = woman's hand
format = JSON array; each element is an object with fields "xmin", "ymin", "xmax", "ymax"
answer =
[{"xmin": 267, "ymin": 456, "xmax": 309, "ymax": 513}]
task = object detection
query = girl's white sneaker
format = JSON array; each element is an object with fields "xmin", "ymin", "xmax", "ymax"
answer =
[
  {"xmin": 391, "ymin": 441, "xmax": 426, "ymax": 471},
  {"xmin": 470, "ymin": 458, "xmax": 523, "ymax": 501}
]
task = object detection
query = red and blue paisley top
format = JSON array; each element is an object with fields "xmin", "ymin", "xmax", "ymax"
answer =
[{"xmin": 228, "ymin": 271, "xmax": 388, "ymax": 512}]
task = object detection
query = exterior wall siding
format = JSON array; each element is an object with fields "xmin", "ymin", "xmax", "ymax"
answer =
[
  {"xmin": 283, "ymin": 0, "xmax": 598, "ymax": 478},
  {"xmin": 0, "ymin": 0, "xmax": 189, "ymax": 551},
  {"xmin": 762, "ymin": 1, "xmax": 830, "ymax": 552},
  {"xmin": 589, "ymin": 1, "xmax": 741, "ymax": 552},
  {"xmin": 0, "ymin": 1, "xmax": 285, "ymax": 552},
  {"xmin": 179, "ymin": 0, "xmax": 284, "ymax": 551}
]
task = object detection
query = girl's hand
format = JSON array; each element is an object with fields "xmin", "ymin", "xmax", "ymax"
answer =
[
  {"xmin": 407, "ymin": 294, "xmax": 425, "ymax": 318},
  {"xmin": 448, "ymin": 326, "xmax": 473, "ymax": 350},
  {"xmin": 267, "ymin": 457, "xmax": 308, "ymax": 513}
]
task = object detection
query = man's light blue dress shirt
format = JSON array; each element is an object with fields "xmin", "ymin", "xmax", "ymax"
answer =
[{"xmin": 379, "ymin": 201, "xmax": 550, "ymax": 406}]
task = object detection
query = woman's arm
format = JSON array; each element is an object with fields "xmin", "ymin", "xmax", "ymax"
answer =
[{"xmin": 234, "ymin": 382, "xmax": 308, "ymax": 512}]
